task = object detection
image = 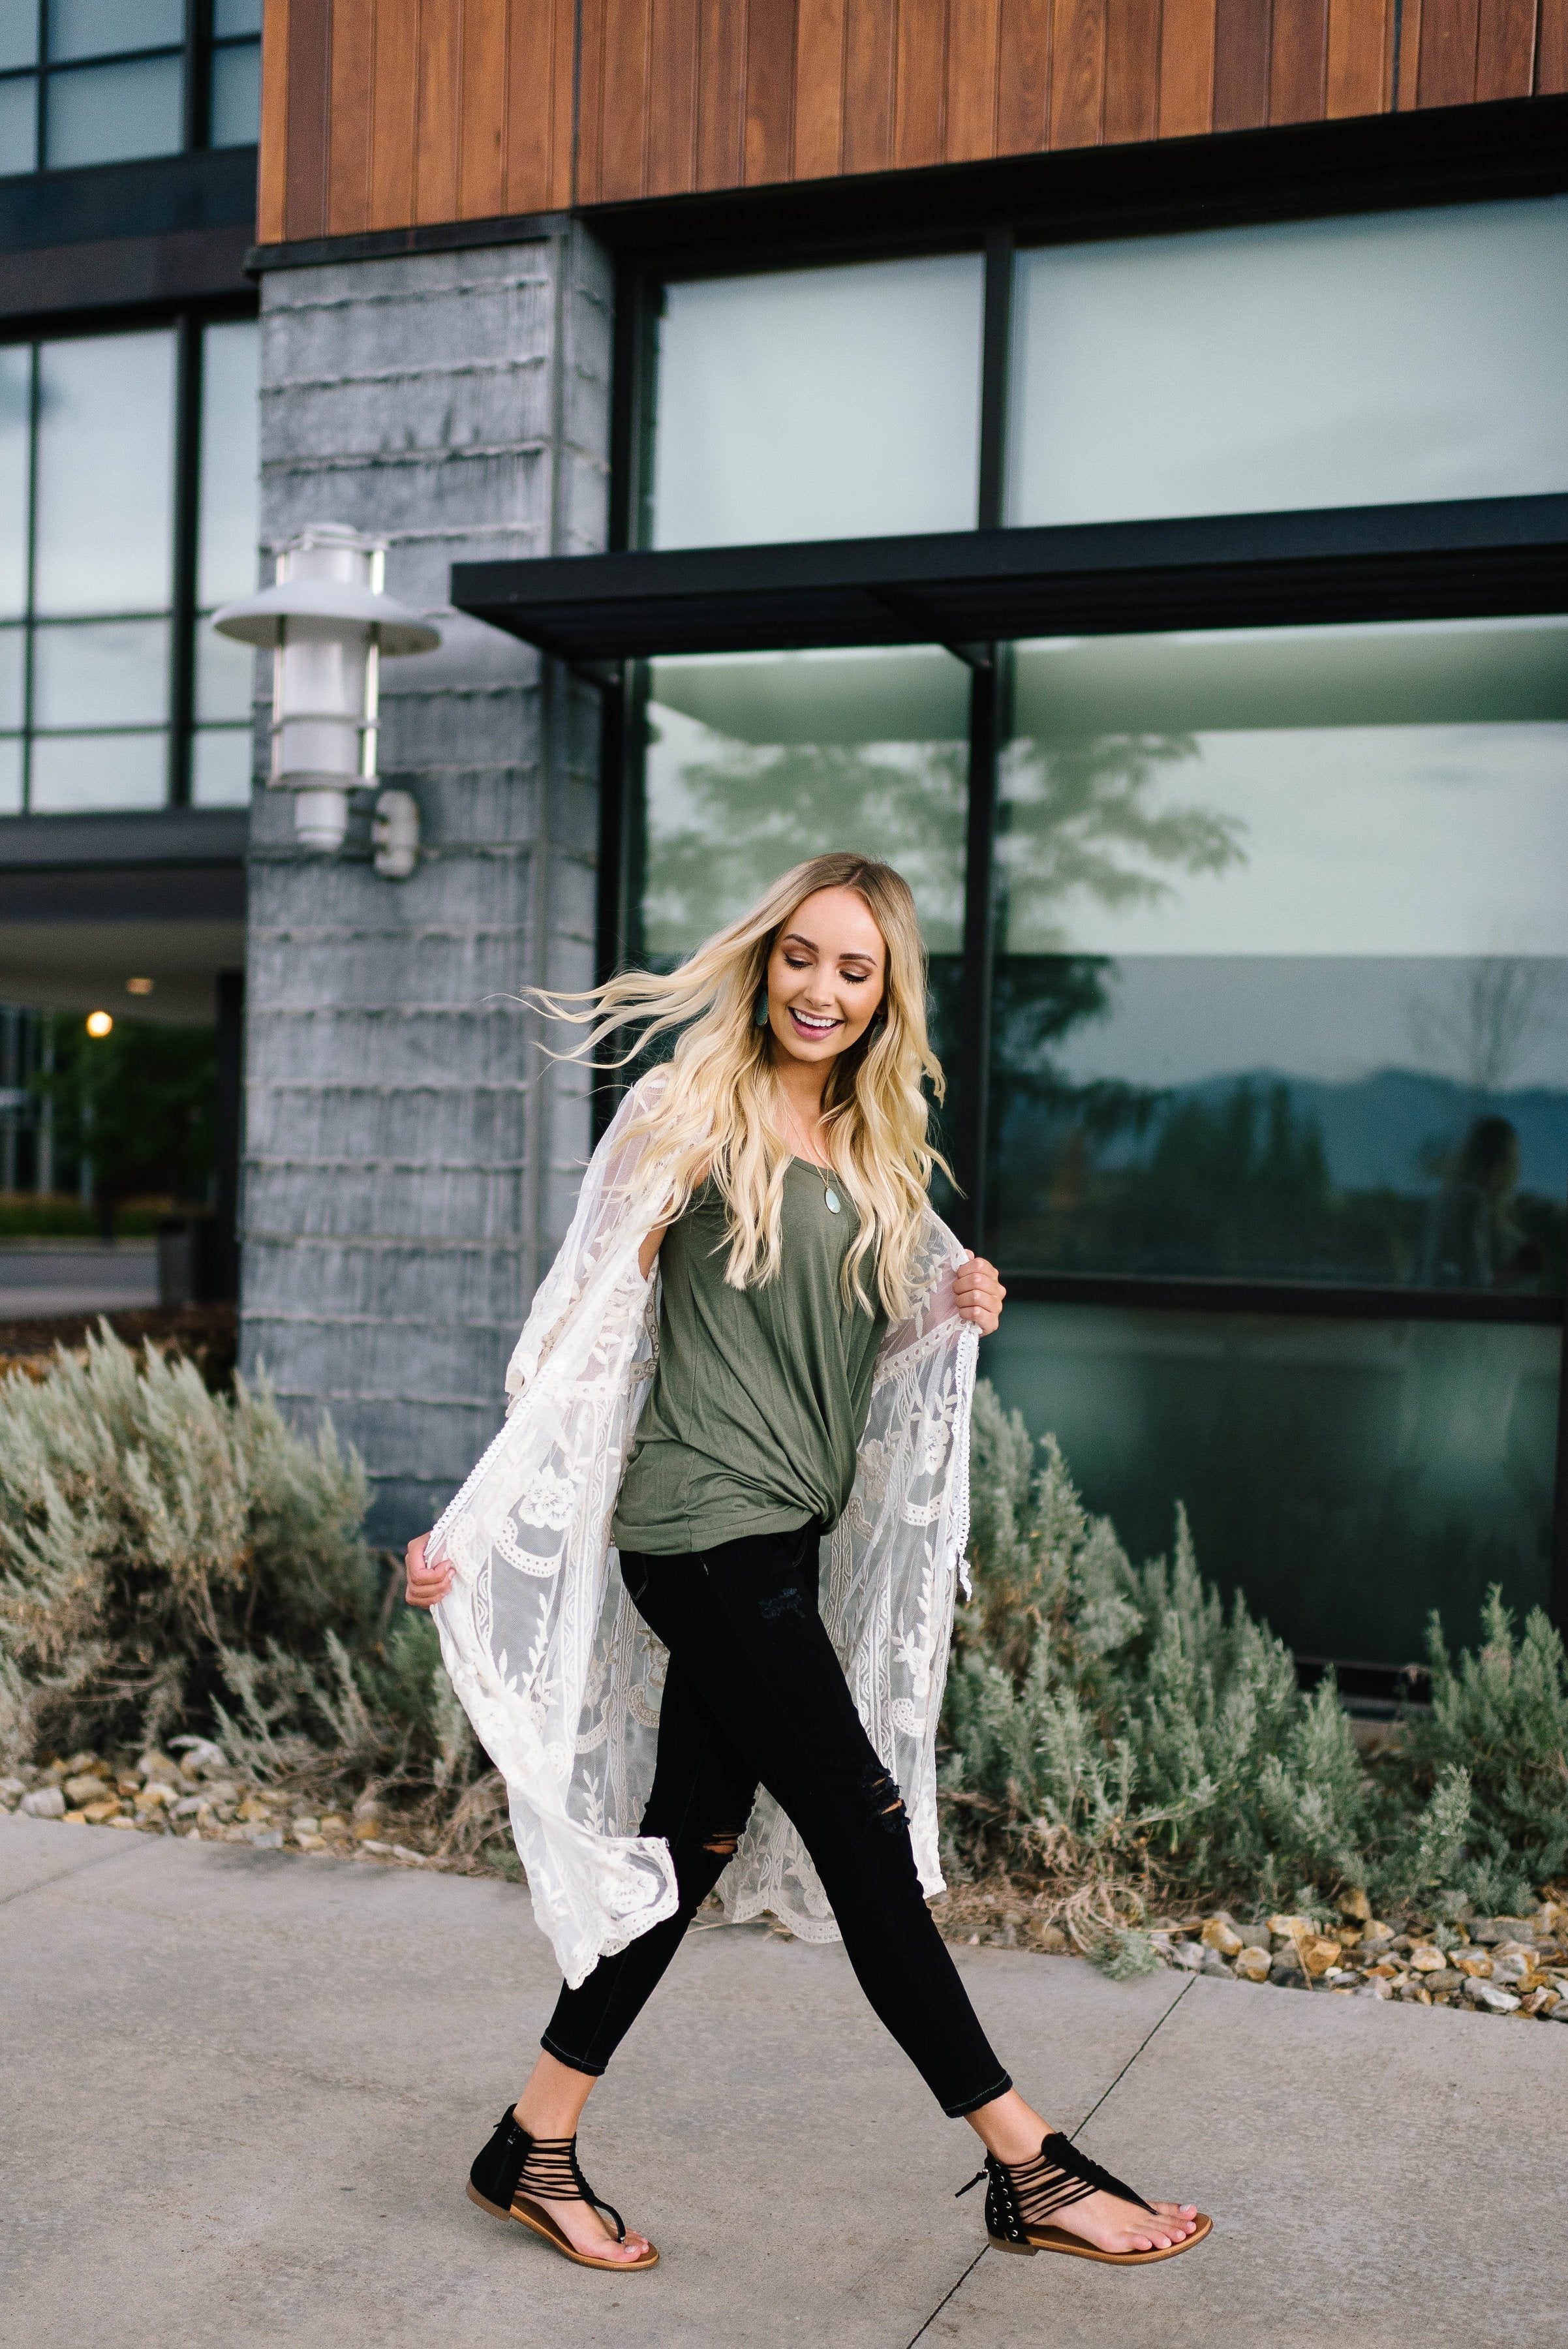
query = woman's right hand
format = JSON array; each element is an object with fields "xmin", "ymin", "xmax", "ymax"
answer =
[{"xmin": 404, "ymin": 1533, "xmax": 454, "ymax": 1610}]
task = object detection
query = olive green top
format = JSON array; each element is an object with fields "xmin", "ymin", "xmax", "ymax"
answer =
[{"xmin": 610, "ymin": 1159, "xmax": 888, "ymax": 1557}]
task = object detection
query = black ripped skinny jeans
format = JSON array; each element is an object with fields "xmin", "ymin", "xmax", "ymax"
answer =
[{"xmin": 542, "ymin": 1522, "xmax": 1011, "ymax": 2120}]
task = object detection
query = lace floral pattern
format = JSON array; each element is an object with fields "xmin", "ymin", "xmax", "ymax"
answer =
[{"xmin": 428, "ymin": 1075, "xmax": 978, "ymax": 1988}]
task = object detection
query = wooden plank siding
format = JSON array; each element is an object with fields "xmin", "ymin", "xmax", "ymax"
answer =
[{"xmin": 258, "ymin": 0, "xmax": 1561, "ymax": 242}]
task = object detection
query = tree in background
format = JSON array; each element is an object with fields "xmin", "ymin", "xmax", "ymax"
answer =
[{"xmin": 33, "ymin": 1017, "xmax": 217, "ymax": 1234}]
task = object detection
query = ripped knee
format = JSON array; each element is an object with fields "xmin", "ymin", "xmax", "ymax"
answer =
[{"xmin": 859, "ymin": 1762, "xmax": 907, "ymax": 1835}]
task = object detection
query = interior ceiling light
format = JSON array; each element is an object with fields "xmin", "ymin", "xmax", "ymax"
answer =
[
  {"xmin": 126, "ymin": 977, "xmax": 155, "ymax": 996},
  {"xmin": 213, "ymin": 522, "xmax": 441, "ymax": 867},
  {"xmin": 85, "ymin": 1010, "xmax": 113, "ymax": 1037}
]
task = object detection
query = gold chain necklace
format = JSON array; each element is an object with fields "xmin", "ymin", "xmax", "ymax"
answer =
[{"xmin": 781, "ymin": 1103, "xmax": 842, "ymax": 1214}]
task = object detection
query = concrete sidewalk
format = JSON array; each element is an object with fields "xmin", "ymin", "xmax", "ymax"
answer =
[{"xmin": 3, "ymin": 1815, "xmax": 1561, "ymax": 2349}]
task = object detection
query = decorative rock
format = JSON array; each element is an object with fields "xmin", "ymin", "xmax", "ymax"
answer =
[
  {"xmin": 1267, "ymin": 1914, "xmax": 1314, "ymax": 1942},
  {"xmin": 63, "ymin": 1774, "xmax": 107, "ymax": 1807},
  {"xmin": 0, "ymin": 1775, "xmax": 26, "ymax": 1805},
  {"xmin": 1548, "ymin": 2001, "xmax": 1568, "ymax": 2023},
  {"xmin": 1302, "ymin": 1937, "xmax": 1341, "ymax": 1978},
  {"xmin": 1356, "ymin": 1978, "xmax": 1393, "ymax": 1999},
  {"xmin": 115, "ymin": 1773, "xmax": 141, "ymax": 1796},
  {"xmin": 1171, "ymin": 1939, "xmax": 1205, "ymax": 1970},
  {"xmin": 1490, "ymin": 1950, "xmax": 1531, "ymax": 1985},
  {"xmin": 172, "ymin": 1794, "xmax": 206, "ymax": 1818},
  {"xmin": 1471, "ymin": 1918, "xmax": 1531, "ymax": 1946},
  {"xmin": 134, "ymin": 1783, "xmax": 176, "ymax": 1813},
  {"xmin": 236, "ymin": 1797, "xmax": 273, "ymax": 1822},
  {"xmin": 1466, "ymin": 1980, "xmax": 1521, "ymax": 2014},
  {"xmin": 391, "ymin": 1845, "xmax": 427, "ymax": 1865},
  {"xmin": 20, "ymin": 1786, "xmax": 65, "ymax": 1819},
  {"xmin": 1408, "ymin": 1945, "xmax": 1447, "ymax": 1972},
  {"xmin": 1270, "ymin": 1946, "xmax": 1307, "ymax": 1984},
  {"xmin": 170, "ymin": 1738, "xmax": 228, "ymax": 1777},
  {"xmin": 294, "ymin": 1832, "xmax": 327, "ymax": 1852},
  {"xmin": 1340, "ymin": 1888, "xmax": 1372, "ymax": 1922},
  {"xmin": 1201, "ymin": 1916, "xmax": 1244, "ymax": 1957},
  {"xmin": 1198, "ymin": 1948, "xmax": 1232, "ymax": 1978},
  {"xmin": 1235, "ymin": 1924, "xmax": 1272, "ymax": 1949},
  {"xmin": 82, "ymin": 1799, "xmax": 122, "ymax": 1823},
  {"xmin": 1426, "ymin": 1969, "xmax": 1466, "ymax": 1995},
  {"xmin": 290, "ymin": 1817, "xmax": 321, "ymax": 1837},
  {"xmin": 137, "ymin": 1752, "xmax": 181, "ymax": 1787},
  {"xmin": 247, "ymin": 1827, "xmax": 284, "ymax": 1850},
  {"xmin": 1233, "ymin": 1946, "xmax": 1272, "ymax": 1982},
  {"xmin": 1457, "ymin": 1954, "xmax": 1494, "ymax": 1978},
  {"xmin": 358, "ymin": 1839, "xmax": 392, "ymax": 1856},
  {"xmin": 1037, "ymin": 1926, "xmax": 1068, "ymax": 1953},
  {"xmin": 351, "ymin": 1818, "xmax": 384, "ymax": 1843}
]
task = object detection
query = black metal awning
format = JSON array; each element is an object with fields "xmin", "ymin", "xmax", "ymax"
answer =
[{"xmin": 451, "ymin": 495, "xmax": 1568, "ymax": 664}]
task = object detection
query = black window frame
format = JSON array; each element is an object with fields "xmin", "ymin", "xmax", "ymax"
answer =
[{"xmin": 0, "ymin": 290, "xmax": 258, "ymax": 818}]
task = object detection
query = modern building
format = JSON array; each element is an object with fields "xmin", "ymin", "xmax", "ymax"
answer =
[{"xmin": 5, "ymin": 3, "xmax": 1565, "ymax": 1679}]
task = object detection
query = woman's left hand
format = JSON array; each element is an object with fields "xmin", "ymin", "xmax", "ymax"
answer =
[{"xmin": 954, "ymin": 1252, "xmax": 1006, "ymax": 1336}]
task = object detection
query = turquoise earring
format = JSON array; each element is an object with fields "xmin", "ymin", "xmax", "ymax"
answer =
[{"xmin": 754, "ymin": 987, "xmax": 769, "ymax": 1027}]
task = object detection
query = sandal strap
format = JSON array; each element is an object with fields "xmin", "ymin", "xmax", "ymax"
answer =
[
  {"xmin": 955, "ymin": 2129, "xmax": 1156, "ymax": 2243},
  {"xmin": 514, "ymin": 2130, "xmax": 627, "ymax": 2242}
]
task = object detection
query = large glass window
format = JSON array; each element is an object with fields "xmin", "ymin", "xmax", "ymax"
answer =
[
  {"xmin": 1008, "ymin": 198, "xmax": 1568, "ymax": 526},
  {"xmin": 983, "ymin": 1302, "xmax": 1558, "ymax": 1663},
  {"xmin": 648, "ymin": 255, "xmax": 985, "ymax": 549},
  {"xmin": 0, "ymin": 314, "xmax": 259, "ymax": 815},
  {"xmin": 619, "ymin": 198, "xmax": 1567, "ymax": 1671},
  {"xmin": 988, "ymin": 617, "xmax": 1568, "ymax": 1290},
  {"xmin": 0, "ymin": 3, "xmax": 261, "ymax": 174}
]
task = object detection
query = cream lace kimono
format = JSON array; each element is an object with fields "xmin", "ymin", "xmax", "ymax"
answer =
[{"xmin": 429, "ymin": 1074, "xmax": 978, "ymax": 1991}]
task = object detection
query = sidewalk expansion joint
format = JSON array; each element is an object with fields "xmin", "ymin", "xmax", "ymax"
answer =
[{"xmin": 904, "ymin": 1974, "xmax": 1196, "ymax": 2349}]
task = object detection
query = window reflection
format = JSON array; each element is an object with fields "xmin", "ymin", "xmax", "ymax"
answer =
[
  {"xmin": 33, "ymin": 619, "xmax": 169, "ymax": 728},
  {"xmin": 191, "ymin": 726, "xmax": 251, "ymax": 807},
  {"xmin": 35, "ymin": 331, "xmax": 175, "ymax": 616},
  {"xmin": 209, "ymin": 38, "xmax": 259, "ymax": 147},
  {"xmin": 643, "ymin": 647, "xmax": 970, "ymax": 954},
  {"xmin": 0, "ymin": 625, "xmax": 21, "ymax": 729},
  {"xmin": 989, "ymin": 619, "xmax": 1568, "ymax": 1289},
  {"xmin": 1009, "ymin": 198, "xmax": 1568, "ymax": 525},
  {"xmin": 197, "ymin": 320, "xmax": 259, "ymax": 609},
  {"xmin": 29, "ymin": 731, "xmax": 166, "ymax": 810},
  {"xmin": 650, "ymin": 255, "xmax": 984, "ymax": 548},
  {"xmin": 0, "ymin": 737, "xmax": 20, "ymax": 814},
  {"xmin": 47, "ymin": 1, "xmax": 183, "ymax": 61},
  {"xmin": 639, "ymin": 647, "xmax": 971, "ymax": 1132},
  {"xmin": 46, "ymin": 54, "xmax": 183, "ymax": 168},
  {"xmin": 0, "ymin": 346, "xmax": 27, "ymax": 617},
  {"xmin": 0, "ymin": 72, "xmax": 36, "ymax": 172},
  {"xmin": 983, "ymin": 1301, "xmax": 1558, "ymax": 1665}
]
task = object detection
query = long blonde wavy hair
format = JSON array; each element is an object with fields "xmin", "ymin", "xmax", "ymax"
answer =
[{"xmin": 539, "ymin": 854, "xmax": 947, "ymax": 1321}]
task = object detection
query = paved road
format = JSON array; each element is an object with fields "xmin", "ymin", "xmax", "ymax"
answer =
[
  {"xmin": 0, "ymin": 1242, "xmax": 159, "ymax": 1316},
  {"xmin": 2, "ymin": 1814, "xmax": 1561, "ymax": 2349}
]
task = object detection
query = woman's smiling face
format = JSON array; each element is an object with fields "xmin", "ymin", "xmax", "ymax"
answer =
[{"xmin": 764, "ymin": 885, "xmax": 888, "ymax": 1071}]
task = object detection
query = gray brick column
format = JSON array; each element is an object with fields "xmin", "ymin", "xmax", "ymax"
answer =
[{"xmin": 241, "ymin": 228, "xmax": 611, "ymax": 1542}]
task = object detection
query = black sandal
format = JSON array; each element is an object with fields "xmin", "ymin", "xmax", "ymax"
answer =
[
  {"xmin": 467, "ymin": 2107, "xmax": 659, "ymax": 2271},
  {"xmin": 957, "ymin": 2130, "xmax": 1211, "ymax": 2265}
]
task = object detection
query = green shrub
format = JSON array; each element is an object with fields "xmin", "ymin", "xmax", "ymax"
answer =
[
  {"xmin": 0, "ymin": 1324, "xmax": 472, "ymax": 1791},
  {"xmin": 944, "ymin": 1383, "xmax": 1565, "ymax": 1936}
]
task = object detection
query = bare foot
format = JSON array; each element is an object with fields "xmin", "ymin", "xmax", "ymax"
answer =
[
  {"xmin": 968, "ymin": 2087, "xmax": 1201, "ymax": 2253},
  {"xmin": 510, "ymin": 2096, "xmax": 651, "ymax": 2265},
  {"xmin": 1041, "ymin": 2188, "xmax": 1201, "ymax": 2255}
]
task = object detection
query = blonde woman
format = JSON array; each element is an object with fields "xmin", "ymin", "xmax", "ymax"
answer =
[{"xmin": 403, "ymin": 853, "xmax": 1208, "ymax": 2275}]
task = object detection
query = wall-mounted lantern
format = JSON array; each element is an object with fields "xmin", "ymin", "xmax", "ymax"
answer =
[{"xmin": 212, "ymin": 523, "xmax": 440, "ymax": 868}]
